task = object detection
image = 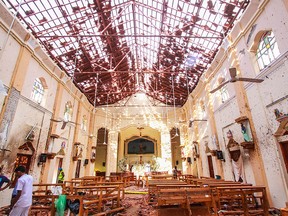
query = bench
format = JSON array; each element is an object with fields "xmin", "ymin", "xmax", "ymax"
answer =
[
  {"xmin": 30, "ymin": 183, "xmax": 124, "ymax": 216},
  {"xmin": 216, "ymin": 186, "xmax": 269, "ymax": 216},
  {"xmin": 157, "ymin": 187, "xmax": 216, "ymax": 216},
  {"xmin": 186, "ymin": 187, "xmax": 216, "ymax": 216}
]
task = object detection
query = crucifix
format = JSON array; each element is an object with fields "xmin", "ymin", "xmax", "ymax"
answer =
[{"xmin": 137, "ymin": 126, "xmax": 144, "ymax": 137}]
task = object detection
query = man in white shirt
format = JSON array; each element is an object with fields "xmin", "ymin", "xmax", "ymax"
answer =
[{"xmin": 9, "ymin": 165, "xmax": 33, "ymax": 216}]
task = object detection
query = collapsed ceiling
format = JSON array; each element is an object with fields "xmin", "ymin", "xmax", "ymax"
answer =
[{"xmin": 3, "ymin": 0, "xmax": 250, "ymax": 106}]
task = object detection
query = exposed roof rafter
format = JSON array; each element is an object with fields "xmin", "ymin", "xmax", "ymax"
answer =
[{"xmin": 3, "ymin": 0, "xmax": 250, "ymax": 106}]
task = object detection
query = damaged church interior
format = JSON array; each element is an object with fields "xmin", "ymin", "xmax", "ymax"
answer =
[{"xmin": 0, "ymin": 0, "xmax": 288, "ymax": 215}]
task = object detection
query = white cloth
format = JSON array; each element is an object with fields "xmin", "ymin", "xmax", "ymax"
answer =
[
  {"xmin": 9, "ymin": 206, "xmax": 30, "ymax": 216},
  {"xmin": 232, "ymin": 156, "xmax": 245, "ymax": 182},
  {"xmin": 51, "ymin": 186, "xmax": 62, "ymax": 195},
  {"xmin": 15, "ymin": 174, "xmax": 33, "ymax": 207}
]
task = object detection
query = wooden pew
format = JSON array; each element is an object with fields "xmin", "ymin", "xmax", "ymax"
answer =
[
  {"xmin": 186, "ymin": 187, "xmax": 216, "ymax": 216},
  {"xmin": 95, "ymin": 182, "xmax": 125, "ymax": 199},
  {"xmin": 242, "ymin": 186, "xmax": 269, "ymax": 216},
  {"xmin": 216, "ymin": 186, "xmax": 269, "ymax": 216},
  {"xmin": 31, "ymin": 183, "xmax": 124, "ymax": 216},
  {"xmin": 151, "ymin": 174, "xmax": 173, "ymax": 180},
  {"xmin": 33, "ymin": 183, "xmax": 64, "ymax": 195},
  {"xmin": 153, "ymin": 184, "xmax": 198, "ymax": 205},
  {"xmin": 73, "ymin": 185, "xmax": 123, "ymax": 214},
  {"xmin": 216, "ymin": 188, "xmax": 245, "ymax": 216},
  {"xmin": 31, "ymin": 195, "xmax": 57, "ymax": 216},
  {"xmin": 157, "ymin": 187, "xmax": 217, "ymax": 216},
  {"xmin": 148, "ymin": 179, "xmax": 187, "ymax": 203},
  {"xmin": 157, "ymin": 188, "xmax": 187, "ymax": 207},
  {"xmin": 63, "ymin": 180, "xmax": 81, "ymax": 194}
]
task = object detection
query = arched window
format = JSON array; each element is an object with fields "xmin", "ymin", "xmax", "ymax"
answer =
[
  {"xmin": 31, "ymin": 78, "xmax": 45, "ymax": 104},
  {"xmin": 256, "ymin": 31, "xmax": 280, "ymax": 70},
  {"xmin": 215, "ymin": 76, "xmax": 229, "ymax": 104}
]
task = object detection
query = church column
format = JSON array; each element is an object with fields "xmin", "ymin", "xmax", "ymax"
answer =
[
  {"xmin": 106, "ymin": 130, "xmax": 118, "ymax": 175},
  {"xmin": 228, "ymin": 39, "xmax": 270, "ymax": 192},
  {"xmin": 191, "ymin": 99, "xmax": 203, "ymax": 177},
  {"xmin": 160, "ymin": 130, "xmax": 172, "ymax": 170},
  {"xmin": 67, "ymin": 99, "xmax": 81, "ymax": 180},
  {"xmin": 40, "ymin": 79, "xmax": 64, "ymax": 183},
  {"xmin": 0, "ymin": 39, "xmax": 32, "ymax": 150},
  {"xmin": 205, "ymin": 83, "xmax": 224, "ymax": 178},
  {"xmin": 85, "ymin": 109, "xmax": 96, "ymax": 176}
]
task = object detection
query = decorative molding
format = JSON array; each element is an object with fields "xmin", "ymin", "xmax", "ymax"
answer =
[{"xmin": 46, "ymin": 152, "xmax": 56, "ymax": 159}]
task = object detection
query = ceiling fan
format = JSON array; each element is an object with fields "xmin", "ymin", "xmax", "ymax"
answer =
[
  {"xmin": 50, "ymin": 118, "xmax": 78, "ymax": 129},
  {"xmin": 210, "ymin": 67, "xmax": 264, "ymax": 94},
  {"xmin": 189, "ymin": 119, "xmax": 207, "ymax": 127}
]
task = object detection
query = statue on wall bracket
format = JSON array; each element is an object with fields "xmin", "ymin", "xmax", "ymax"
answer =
[{"xmin": 226, "ymin": 130, "xmax": 245, "ymax": 183}]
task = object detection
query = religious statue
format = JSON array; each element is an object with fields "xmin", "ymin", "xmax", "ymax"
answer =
[
  {"xmin": 57, "ymin": 141, "xmax": 66, "ymax": 155},
  {"xmin": 226, "ymin": 130, "xmax": 245, "ymax": 182},
  {"xmin": 241, "ymin": 123, "xmax": 251, "ymax": 142},
  {"xmin": 192, "ymin": 141, "xmax": 199, "ymax": 159},
  {"xmin": 78, "ymin": 147, "xmax": 83, "ymax": 158},
  {"xmin": 139, "ymin": 143, "xmax": 144, "ymax": 153},
  {"xmin": 274, "ymin": 109, "xmax": 281, "ymax": 118},
  {"xmin": 74, "ymin": 145, "xmax": 79, "ymax": 157},
  {"xmin": 274, "ymin": 108, "xmax": 288, "ymax": 119},
  {"xmin": 205, "ymin": 141, "xmax": 211, "ymax": 153},
  {"xmin": 91, "ymin": 150, "xmax": 96, "ymax": 159}
]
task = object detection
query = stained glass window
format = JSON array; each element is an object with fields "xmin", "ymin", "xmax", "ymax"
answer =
[
  {"xmin": 256, "ymin": 31, "xmax": 280, "ymax": 70},
  {"xmin": 31, "ymin": 78, "xmax": 44, "ymax": 104}
]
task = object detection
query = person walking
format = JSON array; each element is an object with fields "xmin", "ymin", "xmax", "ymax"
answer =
[
  {"xmin": 57, "ymin": 168, "xmax": 65, "ymax": 183},
  {"xmin": 173, "ymin": 166, "xmax": 178, "ymax": 179},
  {"xmin": 0, "ymin": 167, "xmax": 10, "ymax": 191},
  {"xmin": 9, "ymin": 166, "xmax": 33, "ymax": 216}
]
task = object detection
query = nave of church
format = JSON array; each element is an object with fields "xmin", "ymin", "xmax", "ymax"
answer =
[{"xmin": 0, "ymin": 0, "xmax": 288, "ymax": 215}]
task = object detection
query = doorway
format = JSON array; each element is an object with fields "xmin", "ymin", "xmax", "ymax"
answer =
[
  {"xmin": 55, "ymin": 158, "xmax": 63, "ymax": 183},
  {"xmin": 279, "ymin": 141, "xmax": 288, "ymax": 172},
  {"xmin": 207, "ymin": 155, "xmax": 215, "ymax": 178},
  {"xmin": 75, "ymin": 160, "xmax": 81, "ymax": 178},
  {"xmin": 14, "ymin": 154, "xmax": 32, "ymax": 173},
  {"xmin": 11, "ymin": 154, "xmax": 32, "ymax": 187}
]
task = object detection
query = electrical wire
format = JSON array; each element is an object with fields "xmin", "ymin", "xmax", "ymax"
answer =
[{"xmin": 103, "ymin": 94, "xmax": 109, "ymax": 145}]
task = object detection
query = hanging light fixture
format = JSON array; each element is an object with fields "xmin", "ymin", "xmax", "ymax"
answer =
[
  {"xmin": 171, "ymin": 74, "xmax": 179, "ymax": 137},
  {"xmin": 103, "ymin": 94, "xmax": 109, "ymax": 145},
  {"xmin": 90, "ymin": 77, "xmax": 98, "ymax": 146},
  {"xmin": 185, "ymin": 68, "xmax": 193, "ymax": 123}
]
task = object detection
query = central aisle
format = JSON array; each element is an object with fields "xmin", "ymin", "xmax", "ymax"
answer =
[{"xmin": 120, "ymin": 186, "xmax": 210, "ymax": 216}]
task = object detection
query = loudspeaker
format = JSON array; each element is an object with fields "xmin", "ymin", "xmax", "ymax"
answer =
[
  {"xmin": 187, "ymin": 157, "xmax": 191, "ymax": 163},
  {"xmin": 216, "ymin": 151, "xmax": 224, "ymax": 160},
  {"xmin": 176, "ymin": 160, "xmax": 179, "ymax": 165},
  {"xmin": 84, "ymin": 159, "xmax": 89, "ymax": 165},
  {"xmin": 39, "ymin": 154, "xmax": 47, "ymax": 163},
  {"xmin": 102, "ymin": 162, "xmax": 106, "ymax": 167}
]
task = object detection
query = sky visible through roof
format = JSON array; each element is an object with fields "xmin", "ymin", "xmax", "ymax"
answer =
[{"xmin": 3, "ymin": 0, "xmax": 250, "ymax": 106}]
